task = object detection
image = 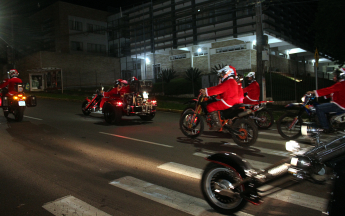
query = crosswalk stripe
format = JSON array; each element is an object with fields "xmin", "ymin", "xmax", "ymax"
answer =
[
  {"xmin": 259, "ymin": 132, "xmax": 282, "ymax": 137},
  {"xmin": 99, "ymin": 132, "xmax": 173, "ymax": 148},
  {"xmin": 42, "ymin": 195, "xmax": 111, "ymax": 216},
  {"xmin": 221, "ymin": 142, "xmax": 291, "ymax": 157},
  {"xmin": 110, "ymin": 176, "xmax": 253, "ymax": 216},
  {"xmin": 193, "ymin": 152, "xmax": 272, "ymax": 170},
  {"xmin": 157, "ymin": 162, "xmax": 327, "ymax": 212}
]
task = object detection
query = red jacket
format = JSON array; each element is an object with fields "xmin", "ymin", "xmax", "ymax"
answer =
[
  {"xmin": 237, "ymin": 83, "xmax": 244, "ymax": 104},
  {"xmin": 243, "ymin": 81, "xmax": 260, "ymax": 102},
  {"xmin": 205, "ymin": 78, "xmax": 238, "ymax": 107},
  {"xmin": 315, "ymin": 80, "xmax": 345, "ymax": 109},
  {"xmin": 0, "ymin": 77, "xmax": 23, "ymax": 95}
]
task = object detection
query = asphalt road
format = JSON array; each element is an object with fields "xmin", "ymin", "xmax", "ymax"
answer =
[{"xmin": 0, "ymin": 98, "xmax": 332, "ymax": 216}]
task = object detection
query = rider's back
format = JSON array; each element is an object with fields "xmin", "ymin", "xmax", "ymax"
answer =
[{"xmin": 0, "ymin": 77, "xmax": 23, "ymax": 94}]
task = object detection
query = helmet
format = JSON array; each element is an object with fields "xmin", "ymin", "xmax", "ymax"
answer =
[
  {"xmin": 114, "ymin": 79, "xmax": 122, "ymax": 87},
  {"xmin": 131, "ymin": 76, "xmax": 138, "ymax": 82},
  {"xmin": 121, "ymin": 80, "xmax": 128, "ymax": 85},
  {"xmin": 9, "ymin": 69, "xmax": 19, "ymax": 78},
  {"xmin": 246, "ymin": 72, "xmax": 255, "ymax": 79},
  {"xmin": 216, "ymin": 65, "xmax": 237, "ymax": 82},
  {"xmin": 333, "ymin": 68, "xmax": 345, "ymax": 80}
]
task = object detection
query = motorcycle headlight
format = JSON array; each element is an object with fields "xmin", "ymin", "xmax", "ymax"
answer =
[
  {"xmin": 285, "ymin": 140, "xmax": 300, "ymax": 152},
  {"xmin": 301, "ymin": 96, "xmax": 305, "ymax": 102},
  {"xmin": 143, "ymin": 91, "xmax": 149, "ymax": 99}
]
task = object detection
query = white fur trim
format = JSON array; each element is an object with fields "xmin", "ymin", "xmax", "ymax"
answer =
[{"xmin": 221, "ymin": 99, "xmax": 232, "ymax": 107}]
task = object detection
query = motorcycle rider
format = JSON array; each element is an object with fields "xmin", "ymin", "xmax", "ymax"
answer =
[
  {"xmin": 0, "ymin": 69, "xmax": 23, "ymax": 106},
  {"xmin": 0, "ymin": 69, "xmax": 23, "ymax": 94},
  {"xmin": 200, "ymin": 65, "xmax": 239, "ymax": 131},
  {"xmin": 243, "ymin": 72, "xmax": 260, "ymax": 104},
  {"xmin": 99, "ymin": 79, "xmax": 128, "ymax": 110},
  {"xmin": 237, "ymin": 74, "xmax": 244, "ymax": 104},
  {"xmin": 307, "ymin": 68, "xmax": 345, "ymax": 133}
]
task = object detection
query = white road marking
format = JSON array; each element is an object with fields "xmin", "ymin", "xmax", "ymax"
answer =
[
  {"xmin": 42, "ymin": 195, "xmax": 111, "ymax": 216},
  {"xmin": 24, "ymin": 115, "xmax": 43, "ymax": 120},
  {"xmin": 194, "ymin": 152, "xmax": 271, "ymax": 170},
  {"xmin": 99, "ymin": 132, "xmax": 173, "ymax": 148},
  {"xmin": 157, "ymin": 162, "xmax": 328, "ymax": 212},
  {"xmin": 110, "ymin": 176, "xmax": 253, "ymax": 216},
  {"xmin": 221, "ymin": 143, "xmax": 291, "ymax": 157}
]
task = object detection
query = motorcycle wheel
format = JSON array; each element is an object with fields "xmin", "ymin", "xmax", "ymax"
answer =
[
  {"xmin": 254, "ymin": 108, "xmax": 274, "ymax": 129},
  {"xmin": 14, "ymin": 107, "xmax": 25, "ymax": 122},
  {"xmin": 3, "ymin": 110, "xmax": 9, "ymax": 118},
  {"xmin": 179, "ymin": 110, "xmax": 204, "ymax": 138},
  {"xmin": 201, "ymin": 162, "xmax": 247, "ymax": 215},
  {"xmin": 140, "ymin": 113, "xmax": 155, "ymax": 121},
  {"xmin": 114, "ymin": 107, "xmax": 122, "ymax": 125},
  {"xmin": 276, "ymin": 112, "xmax": 303, "ymax": 140},
  {"xmin": 231, "ymin": 118, "xmax": 258, "ymax": 147},
  {"xmin": 104, "ymin": 104, "xmax": 115, "ymax": 124},
  {"xmin": 82, "ymin": 101, "xmax": 91, "ymax": 116}
]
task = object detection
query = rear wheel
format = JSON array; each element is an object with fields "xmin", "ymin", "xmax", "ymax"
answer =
[
  {"xmin": 104, "ymin": 104, "xmax": 115, "ymax": 124},
  {"xmin": 254, "ymin": 108, "xmax": 274, "ymax": 129},
  {"xmin": 179, "ymin": 110, "xmax": 204, "ymax": 138},
  {"xmin": 231, "ymin": 118, "xmax": 258, "ymax": 147},
  {"xmin": 277, "ymin": 112, "xmax": 303, "ymax": 140},
  {"xmin": 114, "ymin": 107, "xmax": 122, "ymax": 125},
  {"xmin": 14, "ymin": 107, "xmax": 25, "ymax": 122},
  {"xmin": 82, "ymin": 101, "xmax": 91, "ymax": 116},
  {"xmin": 201, "ymin": 162, "xmax": 247, "ymax": 215}
]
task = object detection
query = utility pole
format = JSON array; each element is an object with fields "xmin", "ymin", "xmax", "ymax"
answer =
[{"xmin": 255, "ymin": 0, "xmax": 264, "ymax": 100}]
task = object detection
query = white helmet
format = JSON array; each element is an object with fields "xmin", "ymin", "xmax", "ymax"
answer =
[
  {"xmin": 246, "ymin": 72, "xmax": 255, "ymax": 79},
  {"xmin": 216, "ymin": 65, "xmax": 237, "ymax": 82}
]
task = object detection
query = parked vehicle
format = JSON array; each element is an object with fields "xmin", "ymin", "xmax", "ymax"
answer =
[
  {"xmin": 0, "ymin": 83, "xmax": 37, "ymax": 121},
  {"xmin": 276, "ymin": 93, "xmax": 345, "ymax": 140},
  {"xmin": 201, "ymin": 125, "xmax": 345, "ymax": 215},
  {"xmin": 102, "ymin": 80, "xmax": 157, "ymax": 124},
  {"xmin": 81, "ymin": 85, "xmax": 104, "ymax": 115},
  {"xmin": 247, "ymin": 101, "xmax": 274, "ymax": 129},
  {"xmin": 179, "ymin": 93, "xmax": 258, "ymax": 147}
]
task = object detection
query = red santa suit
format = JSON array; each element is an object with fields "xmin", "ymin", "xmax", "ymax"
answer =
[
  {"xmin": 237, "ymin": 83, "xmax": 244, "ymax": 104},
  {"xmin": 243, "ymin": 81, "xmax": 260, "ymax": 104},
  {"xmin": 0, "ymin": 77, "xmax": 23, "ymax": 95},
  {"xmin": 315, "ymin": 80, "xmax": 345, "ymax": 109},
  {"xmin": 205, "ymin": 77, "xmax": 238, "ymax": 113}
]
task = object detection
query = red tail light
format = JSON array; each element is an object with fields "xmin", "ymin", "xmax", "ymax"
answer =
[
  {"xmin": 152, "ymin": 100, "xmax": 157, "ymax": 104},
  {"xmin": 116, "ymin": 102, "xmax": 123, "ymax": 106}
]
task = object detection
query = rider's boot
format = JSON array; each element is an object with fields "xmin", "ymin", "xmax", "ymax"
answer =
[{"xmin": 209, "ymin": 111, "xmax": 222, "ymax": 131}]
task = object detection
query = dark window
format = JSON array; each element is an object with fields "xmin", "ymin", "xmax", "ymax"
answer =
[
  {"xmin": 87, "ymin": 43, "xmax": 106, "ymax": 53},
  {"xmin": 69, "ymin": 20, "xmax": 83, "ymax": 31},
  {"xmin": 71, "ymin": 41, "xmax": 83, "ymax": 51}
]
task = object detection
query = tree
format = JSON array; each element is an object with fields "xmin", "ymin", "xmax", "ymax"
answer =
[
  {"xmin": 185, "ymin": 67, "xmax": 202, "ymax": 95},
  {"xmin": 158, "ymin": 68, "xmax": 177, "ymax": 83},
  {"xmin": 314, "ymin": 0, "xmax": 345, "ymax": 66}
]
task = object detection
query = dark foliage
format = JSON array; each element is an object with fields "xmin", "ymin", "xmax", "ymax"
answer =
[{"xmin": 158, "ymin": 68, "xmax": 178, "ymax": 83}]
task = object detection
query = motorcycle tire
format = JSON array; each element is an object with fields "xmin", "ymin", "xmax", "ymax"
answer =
[
  {"xmin": 104, "ymin": 104, "xmax": 115, "ymax": 124},
  {"xmin": 231, "ymin": 118, "xmax": 258, "ymax": 147},
  {"xmin": 82, "ymin": 101, "xmax": 91, "ymax": 116},
  {"xmin": 114, "ymin": 106, "xmax": 122, "ymax": 125},
  {"xmin": 179, "ymin": 107, "xmax": 195, "ymax": 123},
  {"xmin": 14, "ymin": 107, "xmax": 25, "ymax": 122},
  {"xmin": 276, "ymin": 112, "xmax": 303, "ymax": 140},
  {"xmin": 201, "ymin": 162, "xmax": 247, "ymax": 215},
  {"xmin": 140, "ymin": 113, "xmax": 155, "ymax": 121},
  {"xmin": 3, "ymin": 110, "xmax": 9, "ymax": 118},
  {"xmin": 179, "ymin": 110, "xmax": 204, "ymax": 138},
  {"xmin": 254, "ymin": 108, "xmax": 274, "ymax": 129}
]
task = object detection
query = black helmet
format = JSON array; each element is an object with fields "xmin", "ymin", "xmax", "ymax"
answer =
[{"xmin": 333, "ymin": 68, "xmax": 345, "ymax": 80}]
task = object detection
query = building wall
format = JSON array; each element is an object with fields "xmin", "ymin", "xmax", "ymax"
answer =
[{"xmin": 16, "ymin": 51, "xmax": 120, "ymax": 88}]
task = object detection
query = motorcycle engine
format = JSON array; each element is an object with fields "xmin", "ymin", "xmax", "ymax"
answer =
[{"xmin": 330, "ymin": 113, "xmax": 345, "ymax": 129}]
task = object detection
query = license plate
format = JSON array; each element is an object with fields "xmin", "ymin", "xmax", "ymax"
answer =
[{"xmin": 18, "ymin": 101, "xmax": 26, "ymax": 106}]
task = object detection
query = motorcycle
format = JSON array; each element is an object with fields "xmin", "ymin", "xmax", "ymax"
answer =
[
  {"xmin": 0, "ymin": 83, "xmax": 37, "ymax": 121},
  {"xmin": 247, "ymin": 101, "xmax": 274, "ymax": 129},
  {"xmin": 81, "ymin": 85, "xmax": 104, "ymax": 115},
  {"xmin": 276, "ymin": 93, "xmax": 345, "ymax": 140},
  {"xmin": 201, "ymin": 124, "xmax": 345, "ymax": 215},
  {"xmin": 179, "ymin": 93, "xmax": 258, "ymax": 147}
]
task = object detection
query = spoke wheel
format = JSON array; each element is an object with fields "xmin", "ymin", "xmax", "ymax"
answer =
[
  {"xmin": 201, "ymin": 163, "xmax": 247, "ymax": 215},
  {"xmin": 254, "ymin": 108, "xmax": 274, "ymax": 129},
  {"xmin": 277, "ymin": 112, "xmax": 303, "ymax": 140},
  {"xmin": 179, "ymin": 110, "xmax": 204, "ymax": 138},
  {"xmin": 231, "ymin": 118, "xmax": 258, "ymax": 147}
]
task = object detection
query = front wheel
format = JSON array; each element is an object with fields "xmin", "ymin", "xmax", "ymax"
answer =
[
  {"xmin": 82, "ymin": 101, "xmax": 91, "ymax": 116},
  {"xmin": 231, "ymin": 118, "xmax": 258, "ymax": 147},
  {"xmin": 201, "ymin": 162, "xmax": 247, "ymax": 215},
  {"xmin": 254, "ymin": 108, "xmax": 274, "ymax": 129},
  {"xmin": 276, "ymin": 112, "xmax": 303, "ymax": 140},
  {"xmin": 179, "ymin": 110, "xmax": 204, "ymax": 138}
]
